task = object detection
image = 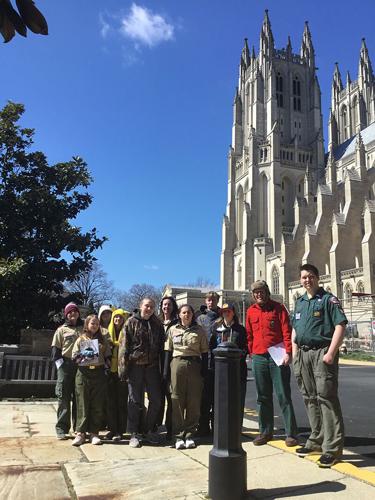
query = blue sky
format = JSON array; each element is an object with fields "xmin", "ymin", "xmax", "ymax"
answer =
[{"xmin": 2, "ymin": 0, "xmax": 375, "ymax": 293}]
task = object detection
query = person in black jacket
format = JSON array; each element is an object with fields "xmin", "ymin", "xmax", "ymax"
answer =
[
  {"xmin": 210, "ymin": 302, "xmax": 248, "ymax": 423},
  {"xmin": 156, "ymin": 296, "xmax": 179, "ymax": 439},
  {"xmin": 196, "ymin": 291, "xmax": 221, "ymax": 436},
  {"xmin": 118, "ymin": 297, "xmax": 164, "ymax": 448}
]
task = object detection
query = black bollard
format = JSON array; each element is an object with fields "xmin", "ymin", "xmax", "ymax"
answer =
[{"xmin": 208, "ymin": 341, "xmax": 247, "ymax": 500}]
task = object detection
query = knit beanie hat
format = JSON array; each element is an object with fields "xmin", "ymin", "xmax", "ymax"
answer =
[{"xmin": 64, "ymin": 302, "xmax": 79, "ymax": 317}]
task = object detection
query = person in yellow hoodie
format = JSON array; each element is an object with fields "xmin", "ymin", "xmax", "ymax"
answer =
[{"xmin": 106, "ymin": 308, "xmax": 130, "ymax": 441}]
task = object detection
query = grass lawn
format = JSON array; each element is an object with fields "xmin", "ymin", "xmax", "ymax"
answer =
[{"xmin": 341, "ymin": 351, "xmax": 375, "ymax": 362}]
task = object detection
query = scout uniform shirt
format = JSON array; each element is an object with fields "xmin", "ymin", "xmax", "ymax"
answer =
[
  {"xmin": 52, "ymin": 324, "xmax": 81, "ymax": 359},
  {"xmin": 165, "ymin": 323, "xmax": 209, "ymax": 358},
  {"xmin": 292, "ymin": 288, "xmax": 348, "ymax": 347}
]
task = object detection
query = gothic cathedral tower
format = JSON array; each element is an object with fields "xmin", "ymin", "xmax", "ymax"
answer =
[{"xmin": 220, "ymin": 11, "xmax": 324, "ymax": 295}]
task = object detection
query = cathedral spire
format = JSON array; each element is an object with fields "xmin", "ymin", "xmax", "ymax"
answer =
[
  {"xmin": 286, "ymin": 35, "xmax": 292, "ymax": 59},
  {"xmin": 358, "ymin": 38, "xmax": 374, "ymax": 86},
  {"xmin": 259, "ymin": 9, "xmax": 274, "ymax": 61},
  {"xmin": 241, "ymin": 38, "xmax": 250, "ymax": 68},
  {"xmin": 332, "ymin": 62, "xmax": 343, "ymax": 90},
  {"xmin": 355, "ymin": 131, "xmax": 366, "ymax": 178},
  {"xmin": 346, "ymin": 70, "xmax": 351, "ymax": 88},
  {"xmin": 326, "ymin": 149, "xmax": 337, "ymax": 188},
  {"xmin": 300, "ymin": 21, "xmax": 315, "ymax": 68},
  {"xmin": 331, "ymin": 62, "xmax": 343, "ymax": 110}
]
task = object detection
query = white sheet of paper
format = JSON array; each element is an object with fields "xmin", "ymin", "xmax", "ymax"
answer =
[
  {"xmin": 267, "ymin": 342, "xmax": 286, "ymax": 366},
  {"xmin": 55, "ymin": 358, "xmax": 64, "ymax": 369}
]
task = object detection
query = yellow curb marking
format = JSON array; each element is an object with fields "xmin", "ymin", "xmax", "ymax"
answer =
[
  {"xmin": 339, "ymin": 359, "xmax": 375, "ymax": 366},
  {"xmin": 267, "ymin": 439, "xmax": 375, "ymax": 487}
]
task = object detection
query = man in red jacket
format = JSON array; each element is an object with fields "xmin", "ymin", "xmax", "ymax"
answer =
[{"xmin": 246, "ymin": 280, "xmax": 298, "ymax": 446}]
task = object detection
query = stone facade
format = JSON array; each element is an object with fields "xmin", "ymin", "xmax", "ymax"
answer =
[{"xmin": 220, "ymin": 11, "xmax": 375, "ymax": 336}]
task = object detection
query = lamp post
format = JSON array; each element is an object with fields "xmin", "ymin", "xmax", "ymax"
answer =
[{"xmin": 208, "ymin": 342, "xmax": 247, "ymax": 500}]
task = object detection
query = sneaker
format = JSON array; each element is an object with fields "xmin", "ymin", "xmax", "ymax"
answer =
[
  {"xmin": 175, "ymin": 439, "xmax": 185, "ymax": 450},
  {"xmin": 112, "ymin": 434, "xmax": 121, "ymax": 442},
  {"xmin": 72, "ymin": 433, "xmax": 86, "ymax": 447},
  {"xmin": 285, "ymin": 436, "xmax": 299, "ymax": 447},
  {"xmin": 317, "ymin": 454, "xmax": 338, "ymax": 468},
  {"xmin": 129, "ymin": 434, "xmax": 141, "ymax": 448},
  {"xmin": 253, "ymin": 433, "xmax": 273, "ymax": 446},
  {"xmin": 90, "ymin": 434, "xmax": 101, "ymax": 445},
  {"xmin": 296, "ymin": 446, "xmax": 321, "ymax": 457},
  {"xmin": 104, "ymin": 431, "xmax": 114, "ymax": 440},
  {"xmin": 185, "ymin": 438, "xmax": 196, "ymax": 449},
  {"xmin": 144, "ymin": 431, "xmax": 160, "ymax": 445}
]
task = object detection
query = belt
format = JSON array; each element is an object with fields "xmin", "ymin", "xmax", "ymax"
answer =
[
  {"xmin": 299, "ymin": 344, "xmax": 329, "ymax": 351},
  {"xmin": 80, "ymin": 364, "xmax": 103, "ymax": 370},
  {"xmin": 175, "ymin": 356, "xmax": 200, "ymax": 362}
]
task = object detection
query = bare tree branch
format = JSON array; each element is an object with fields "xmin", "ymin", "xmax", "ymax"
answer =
[
  {"xmin": 65, "ymin": 262, "xmax": 115, "ymax": 308},
  {"xmin": 115, "ymin": 283, "xmax": 163, "ymax": 312}
]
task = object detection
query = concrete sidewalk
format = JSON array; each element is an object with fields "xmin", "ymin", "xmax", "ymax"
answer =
[{"xmin": 1, "ymin": 402, "xmax": 375, "ymax": 499}]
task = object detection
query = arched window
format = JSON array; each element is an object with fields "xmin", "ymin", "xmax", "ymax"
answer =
[
  {"xmin": 272, "ymin": 266, "xmax": 280, "ymax": 295},
  {"xmin": 356, "ymin": 281, "xmax": 365, "ymax": 301},
  {"xmin": 276, "ymin": 72, "xmax": 283, "ymax": 108},
  {"xmin": 352, "ymin": 96, "xmax": 358, "ymax": 130},
  {"xmin": 297, "ymin": 178, "xmax": 304, "ymax": 197},
  {"xmin": 341, "ymin": 105, "xmax": 350, "ymax": 140},
  {"xmin": 259, "ymin": 174, "xmax": 268, "ymax": 236},
  {"xmin": 293, "ymin": 76, "xmax": 301, "ymax": 111},
  {"xmin": 236, "ymin": 185, "xmax": 244, "ymax": 245},
  {"xmin": 344, "ymin": 283, "xmax": 353, "ymax": 304},
  {"xmin": 282, "ymin": 176, "xmax": 295, "ymax": 226}
]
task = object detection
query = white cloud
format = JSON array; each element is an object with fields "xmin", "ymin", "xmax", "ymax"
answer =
[
  {"xmin": 99, "ymin": 12, "xmax": 110, "ymax": 39},
  {"xmin": 120, "ymin": 3, "xmax": 174, "ymax": 48},
  {"xmin": 144, "ymin": 264, "xmax": 159, "ymax": 271}
]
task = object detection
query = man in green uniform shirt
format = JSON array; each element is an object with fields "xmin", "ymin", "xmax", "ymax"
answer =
[
  {"xmin": 292, "ymin": 264, "xmax": 347, "ymax": 468},
  {"xmin": 51, "ymin": 303, "xmax": 82, "ymax": 439}
]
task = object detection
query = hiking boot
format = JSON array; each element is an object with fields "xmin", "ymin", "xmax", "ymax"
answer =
[
  {"xmin": 185, "ymin": 438, "xmax": 196, "ymax": 449},
  {"xmin": 253, "ymin": 433, "xmax": 273, "ymax": 446},
  {"xmin": 175, "ymin": 439, "xmax": 185, "ymax": 450},
  {"xmin": 90, "ymin": 434, "xmax": 102, "ymax": 445},
  {"xmin": 317, "ymin": 454, "xmax": 338, "ymax": 468},
  {"xmin": 285, "ymin": 436, "xmax": 299, "ymax": 447},
  {"xmin": 129, "ymin": 434, "xmax": 141, "ymax": 448},
  {"xmin": 296, "ymin": 446, "xmax": 321, "ymax": 457},
  {"xmin": 72, "ymin": 433, "xmax": 86, "ymax": 447}
]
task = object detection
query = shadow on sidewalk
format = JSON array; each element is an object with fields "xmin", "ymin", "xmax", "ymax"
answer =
[{"xmin": 246, "ymin": 480, "xmax": 346, "ymax": 499}]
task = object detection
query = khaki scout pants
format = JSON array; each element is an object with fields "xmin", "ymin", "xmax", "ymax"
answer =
[
  {"xmin": 75, "ymin": 366, "xmax": 106, "ymax": 435},
  {"xmin": 170, "ymin": 357, "xmax": 203, "ymax": 439},
  {"xmin": 55, "ymin": 359, "xmax": 77, "ymax": 436},
  {"xmin": 293, "ymin": 348, "xmax": 344, "ymax": 457}
]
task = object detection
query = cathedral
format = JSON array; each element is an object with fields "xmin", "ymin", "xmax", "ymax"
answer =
[{"xmin": 220, "ymin": 11, "xmax": 375, "ymax": 336}]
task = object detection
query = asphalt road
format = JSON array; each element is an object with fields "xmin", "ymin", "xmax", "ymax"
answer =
[{"xmin": 244, "ymin": 363, "xmax": 375, "ymax": 459}]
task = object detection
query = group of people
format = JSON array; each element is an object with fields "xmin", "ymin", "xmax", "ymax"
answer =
[{"xmin": 51, "ymin": 262, "xmax": 347, "ymax": 468}]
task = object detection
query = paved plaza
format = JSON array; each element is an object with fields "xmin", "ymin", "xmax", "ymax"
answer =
[{"xmin": 1, "ymin": 401, "xmax": 375, "ymax": 499}]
